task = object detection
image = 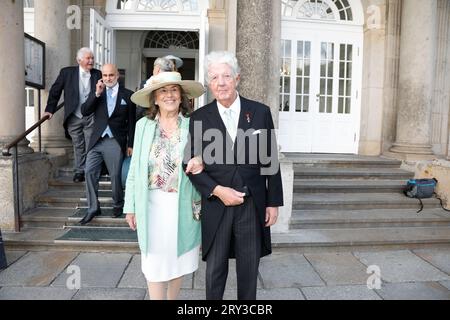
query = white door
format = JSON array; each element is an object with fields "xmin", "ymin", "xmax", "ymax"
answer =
[
  {"xmin": 90, "ymin": 8, "xmax": 115, "ymax": 69},
  {"xmin": 279, "ymin": 29, "xmax": 362, "ymax": 153}
]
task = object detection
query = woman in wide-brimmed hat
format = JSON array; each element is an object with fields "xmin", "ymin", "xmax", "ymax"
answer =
[{"xmin": 123, "ymin": 71, "xmax": 205, "ymax": 300}]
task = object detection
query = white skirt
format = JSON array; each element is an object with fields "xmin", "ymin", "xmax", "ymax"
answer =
[{"xmin": 141, "ymin": 189, "xmax": 199, "ymax": 282}]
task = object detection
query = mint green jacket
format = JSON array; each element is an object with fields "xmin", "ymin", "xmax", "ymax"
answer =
[{"xmin": 123, "ymin": 116, "xmax": 201, "ymax": 257}]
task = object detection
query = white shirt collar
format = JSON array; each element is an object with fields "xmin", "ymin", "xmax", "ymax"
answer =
[
  {"xmin": 217, "ymin": 92, "xmax": 241, "ymax": 117},
  {"xmin": 79, "ymin": 66, "xmax": 90, "ymax": 76}
]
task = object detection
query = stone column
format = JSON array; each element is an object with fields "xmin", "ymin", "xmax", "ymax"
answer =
[
  {"xmin": 35, "ymin": 0, "xmax": 73, "ymax": 155},
  {"xmin": 0, "ymin": 0, "xmax": 32, "ymax": 155},
  {"xmin": 390, "ymin": 0, "xmax": 438, "ymax": 156},
  {"xmin": 235, "ymin": 0, "xmax": 292, "ymax": 234},
  {"xmin": 236, "ymin": 0, "xmax": 281, "ymax": 125}
]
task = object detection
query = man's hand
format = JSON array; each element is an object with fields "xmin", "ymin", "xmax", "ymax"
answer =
[
  {"xmin": 185, "ymin": 156, "xmax": 204, "ymax": 175},
  {"xmin": 125, "ymin": 214, "xmax": 137, "ymax": 231},
  {"xmin": 43, "ymin": 112, "xmax": 53, "ymax": 120},
  {"xmin": 213, "ymin": 185, "xmax": 245, "ymax": 207},
  {"xmin": 127, "ymin": 148, "xmax": 133, "ymax": 157},
  {"xmin": 265, "ymin": 207, "xmax": 278, "ymax": 227},
  {"xmin": 95, "ymin": 79, "xmax": 106, "ymax": 97}
]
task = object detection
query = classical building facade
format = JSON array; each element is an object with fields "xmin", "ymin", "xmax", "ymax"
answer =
[{"xmin": 1, "ymin": 0, "xmax": 450, "ymax": 231}]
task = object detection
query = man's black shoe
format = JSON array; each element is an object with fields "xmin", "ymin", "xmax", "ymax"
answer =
[
  {"xmin": 79, "ymin": 209, "xmax": 101, "ymax": 225},
  {"xmin": 73, "ymin": 173, "xmax": 85, "ymax": 183},
  {"xmin": 112, "ymin": 207, "xmax": 123, "ymax": 218}
]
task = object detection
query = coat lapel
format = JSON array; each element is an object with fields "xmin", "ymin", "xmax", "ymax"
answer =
[{"xmin": 234, "ymin": 96, "xmax": 255, "ymax": 159}]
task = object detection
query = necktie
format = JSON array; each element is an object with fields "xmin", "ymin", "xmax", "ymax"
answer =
[
  {"xmin": 224, "ymin": 109, "xmax": 237, "ymax": 143},
  {"xmin": 107, "ymin": 88, "xmax": 114, "ymax": 117}
]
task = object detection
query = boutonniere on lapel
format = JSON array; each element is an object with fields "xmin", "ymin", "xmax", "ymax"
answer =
[{"xmin": 245, "ymin": 112, "xmax": 251, "ymax": 124}]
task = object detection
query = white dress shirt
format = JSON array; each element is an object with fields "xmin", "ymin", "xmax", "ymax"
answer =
[{"xmin": 217, "ymin": 92, "xmax": 241, "ymax": 143}]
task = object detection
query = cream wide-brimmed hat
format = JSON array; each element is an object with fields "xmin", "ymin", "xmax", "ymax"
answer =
[{"xmin": 131, "ymin": 72, "xmax": 205, "ymax": 108}]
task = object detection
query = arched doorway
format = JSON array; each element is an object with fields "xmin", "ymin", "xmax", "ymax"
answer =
[
  {"xmin": 142, "ymin": 30, "xmax": 199, "ymax": 82},
  {"xmin": 279, "ymin": 0, "xmax": 364, "ymax": 154},
  {"xmin": 91, "ymin": 0, "xmax": 209, "ymax": 105}
]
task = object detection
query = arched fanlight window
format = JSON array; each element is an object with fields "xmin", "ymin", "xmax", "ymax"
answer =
[
  {"xmin": 116, "ymin": 0, "xmax": 198, "ymax": 12},
  {"xmin": 282, "ymin": 0, "xmax": 353, "ymax": 21},
  {"xmin": 144, "ymin": 31, "xmax": 199, "ymax": 49}
]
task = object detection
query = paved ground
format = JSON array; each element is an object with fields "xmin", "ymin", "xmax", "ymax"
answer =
[{"xmin": 0, "ymin": 247, "xmax": 449, "ymax": 300}]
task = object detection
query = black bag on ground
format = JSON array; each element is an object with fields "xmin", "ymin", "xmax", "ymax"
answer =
[{"xmin": 403, "ymin": 178, "xmax": 450, "ymax": 213}]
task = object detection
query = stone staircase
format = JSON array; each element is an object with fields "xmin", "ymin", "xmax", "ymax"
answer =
[
  {"xmin": 3, "ymin": 154, "xmax": 450, "ymax": 253},
  {"xmin": 273, "ymin": 154, "xmax": 450, "ymax": 252}
]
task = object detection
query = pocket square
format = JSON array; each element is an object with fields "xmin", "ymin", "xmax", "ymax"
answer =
[
  {"xmin": 252, "ymin": 130, "xmax": 262, "ymax": 135},
  {"xmin": 120, "ymin": 99, "xmax": 127, "ymax": 105}
]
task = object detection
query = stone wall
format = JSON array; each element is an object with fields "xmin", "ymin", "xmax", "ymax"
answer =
[
  {"xmin": 410, "ymin": 160, "xmax": 450, "ymax": 209},
  {"xmin": 0, "ymin": 153, "xmax": 66, "ymax": 231}
]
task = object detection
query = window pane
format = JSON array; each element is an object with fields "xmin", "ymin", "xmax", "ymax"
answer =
[
  {"xmin": 339, "ymin": 61, "xmax": 345, "ymax": 78},
  {"xmin": 305, "ymin": 42, "xmax": 311, "ymax": 58},
  {"xmin": 338, "ymin": 97, "xmax": 344, "ymax": 114},
  {"xmin": 304, "ymin": 78, "xmax": 310, "ymax": 95},
  {"xmin": 303, "ymin": 96, "xmax": 309, "ymax": 112},
  {"xmin": 297, "ymin": 60, "xmax": 304, "ymax": 77},
  {"xmin": 346, "ymin": 62, "xmax": 352, "ymax": 78},
  {"xmin": 304, "ymin": 60, "xmax": 310, "ymax": 76},
  {"xmin": 283, "ymin": 96, "xmax": 290, "ymax": 112},
  {"xmin": 328, "ymin": 61, "xmax": 334, "ymax": 77},
  {"xmin": 320, "ymin": 97, "xmax": 326, "ymax": 113},
  {"xmin": 339, "ymin": 80, "xmax": 345, "ymax": 95},
  {"xmin": 327, "ymin": 79, "xmax": 333, "ymax": 95},
  {"xmin": 296, "ymin": 78, "xmax": 303, "ymax": 94},
  {"xmin": 321, "ymin": 62, "xmax": 326, "ymax": 77},
  {"xmin": 347, "ymin": 45, "xmax": 353, "ymax": 61},
  {"xmin": 321, "ymin": 43, "xmax": 327, "ymax": 60},
  {"xmin": 296, "ymin": 95, "xmax": 303, "ymax": 112},
  {"xmin": 345, "ymin": 98, "xmax": 351, "ymax": 114},
  {"xmin": 327, "ymin": 97, "xmax": 332, "ymax": 113},
  {"xmin": 340, "ymin": 44, "xmax": 346, "ymax": 61},
  {"xmin": 297, "ymin": 41, "xmax": 303, "ymax": 57},
  {"xmin": 346, "ymin": 80, "xmax": 352, "ymax": 96},
  {"xmin": 320, "ymin": 79, "xmax": 326, "ymax": 95},
  {"xmin": 284, "ymin": 77, "xmax": 291, "ymax": 94}
]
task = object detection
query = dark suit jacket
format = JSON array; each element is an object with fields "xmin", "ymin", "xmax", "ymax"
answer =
[
  {"xmin": 81, "ymin": 86, "xmax": 136, "ymax": 155},
  {"xmin": 45, "ymin": 66, "xmax": 102, "ymax": 128},
  {"xmin": 184, "ymin": 96, "xmax": 284, "ymax": 261}
]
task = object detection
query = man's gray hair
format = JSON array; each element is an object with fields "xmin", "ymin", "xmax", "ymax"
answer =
[
  {"xmin": 205, "ymin": 51, "xmax": 241, "ymax": 84},
  {"xmin": 154, "ymin": 57, "xmax": 175, "ymax": 72},
  {"xmin": 76, "ymin": 47, "xmax": 94, "ymax": 62}
]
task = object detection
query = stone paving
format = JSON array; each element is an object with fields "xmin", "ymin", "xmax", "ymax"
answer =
[{"xmin": 0, "ymin": 247, "xmax": 449, "ymax": 300}]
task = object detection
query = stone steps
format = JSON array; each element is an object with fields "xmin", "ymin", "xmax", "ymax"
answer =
[
  {"xmin": 48, "ymin": 177, "xmax": 111, "ymax": 191},
  {"xmin": 292, "ymin": 193, "xmax": 442, "ymax": 210},
  {"xmin": 288, "ymin": 154, "xmax": 402, "ymax": 168},
  {"xmin": 35, "ymin": 191, "xmax": 114, "ymax": 207},
  {"xmin": 294, "ymin": 179, "xmax": 407, "ymax": 193},
  {"xmin": 6, "ymin": 154, "xmax": 448, "ymax": 254},
  {"xmin": 272, "ymin": 226, "xmax": 450, "ymax": 249},
  {"xmin": 3, "ymin": 225, "xmax": 450, "ymax": 253},
  {"xmin": 21, "ymin": 207, "xmax": 127, "ymax": 229},
  {"xmin": 290, "ymin": 209, "xmax": 450, "ymax": 229},
  {"xmin": 294, "ymin": 167, "xmax": 413, "ymax": 180}
]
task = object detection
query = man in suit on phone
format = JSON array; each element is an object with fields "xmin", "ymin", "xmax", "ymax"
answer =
[
  {"xmin": 43, "ymin": 47, "xmax": 102, "ymax": 183},
  {"xmin": 184, "ymin": 51, "xmax": 283, "ymax": 300},
  {"xmin": 79, "ymin": 64, "xmax": 136, "ymax": 225}
]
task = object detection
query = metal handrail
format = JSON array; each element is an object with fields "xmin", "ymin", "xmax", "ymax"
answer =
[
  {"xmin": 2, "ymin": 102, "xmax": 64, "ymax": 156},
  {"xmin": 1, "ymin": 102, "xmax": 64, "ymax": 232}
]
